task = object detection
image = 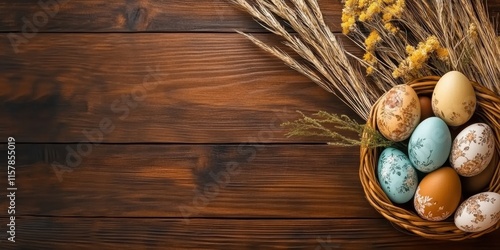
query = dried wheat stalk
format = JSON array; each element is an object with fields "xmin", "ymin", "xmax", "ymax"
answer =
[
  {"xmin": 230, "ymin": 0, "xmax": 500, "ymax": 121},
  {"xmin": 230, "ymin": 0, "xmax": 380, "ymax": 120},
  {"xmin": 344, "ymin": 0, "xmax": 499, "ymax": 94}
]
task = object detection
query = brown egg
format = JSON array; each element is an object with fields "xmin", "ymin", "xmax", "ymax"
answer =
[
  {"xmin": 461, "ymin": 152, "xmax": 498, "ymax": 194},
  {"xmin": 419, "ymin": 96, "xmax": 433, "ymax": 122},
  {"xmin": 414, "ymin": 167, "xmax": 461, "ymax": 221}
]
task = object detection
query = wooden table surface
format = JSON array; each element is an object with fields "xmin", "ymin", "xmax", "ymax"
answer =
[{"xmin": 1, "ymin": 0, "xmax": 499, "ymax": 249}]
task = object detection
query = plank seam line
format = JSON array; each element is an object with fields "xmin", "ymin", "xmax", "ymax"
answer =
[
  {"xmin": 0, "ymin": 31, "xmax": 317, "ymax": 35},
  {"xmin": 2, "ymin": 142, "xmax": 329, "ymax": 146},
  {"xmin": 0, "ymin": 216, "xmax": 380, "ymax": 220}
]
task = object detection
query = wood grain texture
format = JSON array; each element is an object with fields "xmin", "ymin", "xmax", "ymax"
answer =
[
  {"xmin": 2, "ymin": 0, "xmax": 500, "ymax": 248},
  {"xmin": 0, "ymin": 33, "xmax": 361, "ymax": 143},
  {"xmin": 0, "ymin": 0, "xmax": 344, "ymax": 32},
  {"xmin": 3, "ymin": 217, "xmax": 500, "ymax": 250},
  {"xmin": 0, "ymin": 0, "xmax": 497, "ymax": 33},
  {"xmin": 0, "ymin": 144, "xmax": 379, "ymax": 218}
]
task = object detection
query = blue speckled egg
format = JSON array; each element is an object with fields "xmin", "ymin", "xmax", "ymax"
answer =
[
  {"xmin": 408, "ymin": 117, "xmax": 451, "ymax": 173},
  {"xmin": 377, "ymin": 147, "xmax": 418, "ymax": 204}
]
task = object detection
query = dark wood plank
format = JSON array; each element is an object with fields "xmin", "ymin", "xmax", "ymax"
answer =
[
  {"xmin": 0, "ymin": 144, "xmax": 379, "ymax": 218},
  {"xmin": 0, "ymin": 33, "xmax": 361, "ymax": 143},
  {"xmin": 0, "ymin": 0, "xmax": 344, "ymax": 32},
  {"xmin": 0, "ymin": 0, "xmax": 497, "ymax": 33},
  {"xmin": 3, "ymin": 217, "xmax": 500, "ymax": 249}
]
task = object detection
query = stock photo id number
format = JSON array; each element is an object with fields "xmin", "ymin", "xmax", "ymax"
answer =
[{"xmin": 6, "ymin": 137, "xmax": 16, "ymax": 243}]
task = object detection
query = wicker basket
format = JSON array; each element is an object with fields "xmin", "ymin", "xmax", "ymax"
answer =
[{"xmin": 359, "ymin": 76, "xmax": 500, "ymax": 240}]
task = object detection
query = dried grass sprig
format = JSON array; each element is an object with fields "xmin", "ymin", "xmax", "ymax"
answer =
[{"xmin": 282, "ymin": 111, "xmax": 394, "ymax": 148}]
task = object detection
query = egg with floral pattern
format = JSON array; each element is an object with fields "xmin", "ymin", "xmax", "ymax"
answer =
[
  {"xmin": 408, "ymin": 117, "xmax": 451, "ymax": 173},
  {"xmin": 450, "ymin": 123, "xmax": 495, "ymax": 177},
  {"xmin": 377, "ymin": 148, "xmax": 418, "ymax": 204},
  {"xmin": 461, "ymin": 153, "xmax": 498, "ymax": 194},
  {"xmin": 377, "ymin": 84, "xmax": 421, "ymax": 142},
  {"xmin": 454, "ymin": 192, "xmax": 500, "ymax": 232},
  {"xmin": 432, "ymin": 71, "xmax": 476, "ymax": 126},
  {"xmin": 414, "ymin": 167, "xmax": 461, "ymax": 221}
]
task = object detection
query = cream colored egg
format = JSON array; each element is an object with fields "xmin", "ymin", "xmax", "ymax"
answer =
[
  {"xmin": 454, "ymin": 192, "xmax": 500, "ymax": 232},
  {"xmin": 377, "ymin": 85, "xmax": 421, "ymax": 142},
  {"xmin": 432, "ymin": 71, "xmax": 476, "ymax": 126},
  {"xmin": 450, "ymin": 123, "xmax": 495, "ymax": 177}
]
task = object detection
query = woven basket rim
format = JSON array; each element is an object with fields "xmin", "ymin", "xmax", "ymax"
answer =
[{"xmin": 359, "ymin": 76, "xmax": 500, "ymax": 241}]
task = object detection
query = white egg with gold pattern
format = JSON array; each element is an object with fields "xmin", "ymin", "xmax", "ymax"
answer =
[
  {"xmin": 450, "ymin": 123, "xmax": 495, "ymax": 177},
  {"xmin": 454, "ymin": 192, "xmax": 500, "ymax": 232}
]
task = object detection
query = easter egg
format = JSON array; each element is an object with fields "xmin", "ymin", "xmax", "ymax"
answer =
[
  {"xmin": 377, "ymin": 85, "xmax": 421, "ymax": 142},
  {"xmin": 414, "ymin": 167, "xmax": 462, "ymax": 221},
  {"xmin": 450, "ymin": 123, "xmax": 495, "ymax": 177},
  {"xmin": 377, "ymin": 148, "xmax": 418, "ymax": 204},
  {"xmin": 408, "ymin": 117, "xmax": 451, "ymax": 173},
  {"xmin": 432, "ymin": 71, "xmax": 476, "ymax": 126},
  {"xmin": 454, "ymin": 192, "xmax": 500, "ymax": 232}
]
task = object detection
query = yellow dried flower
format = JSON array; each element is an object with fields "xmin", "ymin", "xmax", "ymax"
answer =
[
  {"xmin": 341, "ymin": 0, "xmax": 404, "ymax": 34},
  {"xmin": 345, "ymin": 0, "xmax": 356, "ymax": 6},
  {"xmin": 382, "ymin": 12, "xmax": 392, "ymax": 22},
  {"xmin": 363, "ymin": 52, "xmax": 374, "ymax": 62},
  {"xmin": 380, "ymin": 0, "xmax": 405, "ymax": 32},
  {"xmin": 359, "ymin": 13, "xmax": 367, "ymax": 22},
  {"xmin": 363, "ymin": 30, "xmax": 381, "ymax": 74},
  {"xmin": 405, "ymin": 45, "xmax": 415, "ymax": 54},
  {"xmin": 341, "ymin": 17, "xmax": 356, "ymax": 34},
  {"xmin": 385, "ymin": 2, "xmax": 404, "ymax": 18},
  {"xmin": 365, "ymin": 30, "xmax": 381, "ymax": 50},
  {"xmin": 341, "ymin": 0, "xmax": 360, "ymax": 34},
  {"xmin": 393, "ymin": 0, "xmax": 405, "ymax": 17},
  {"xmin": 366, "ymin": 66, "xmax": 375, "ymax": 75},
  {"xmin": 358, "ymin": 0, "xmax": 368, "ymax": 8},
  {"xmin": 365, "ymin": 2, "xmax": 381, "ymax": 20},
  {"xmin": 408, "ymin": 50, "xmax": 427, "ymax": 69},
  {"xmin": 393, "ymin": 36, "xmax": 446, "ymax": 79},
  {"xmin": 392, "ymin": 64, "xmax": 406, "ymax": 79},
  {"xmin": 436, "ymin": 47, "xmax": 449, "ymax": 61},
  {"xmin": 384, "ymin": 22, "xmax": 398, "ymax": 33},
  {"xmin": 363, "ymin": 51, "xmax": 378, "ymax": 75}
]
